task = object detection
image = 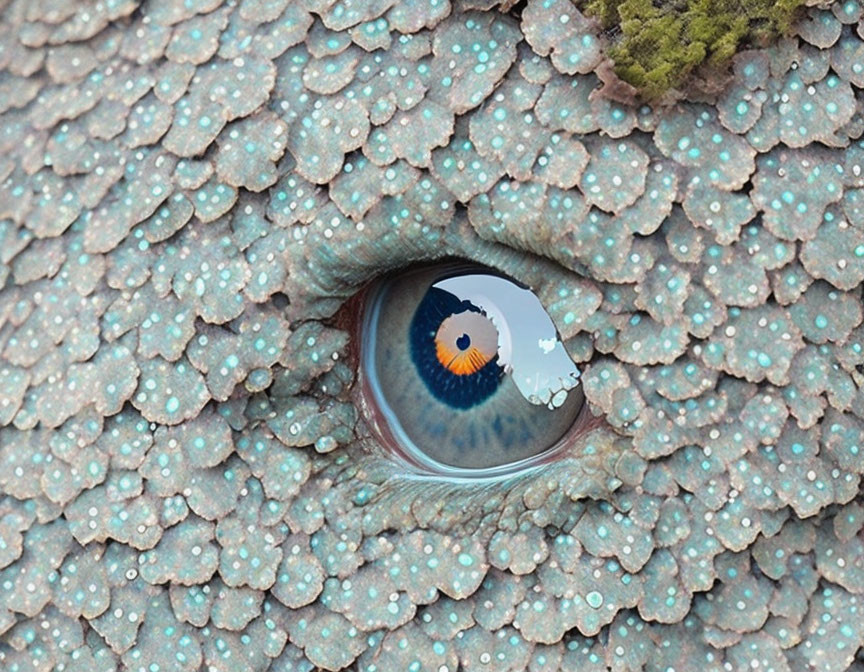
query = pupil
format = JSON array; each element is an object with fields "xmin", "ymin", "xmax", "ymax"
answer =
[{"xmin": 456, "ymin": 333, "xmax": 471, "ymax": 350}]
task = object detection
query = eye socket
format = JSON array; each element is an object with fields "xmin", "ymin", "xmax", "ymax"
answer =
[{"xmin": 359, "ymin": 262, "xmax": 586, "ymax": 476}]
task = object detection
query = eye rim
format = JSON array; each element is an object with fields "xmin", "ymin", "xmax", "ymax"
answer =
[{"xmin": 353, "ymin": 260, "xmax": 601, "ymax": 481}]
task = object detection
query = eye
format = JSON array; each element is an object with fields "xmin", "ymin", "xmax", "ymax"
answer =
[{"xmin": 359, "ymin": 262, "xmax": 587, "ymax": 475}]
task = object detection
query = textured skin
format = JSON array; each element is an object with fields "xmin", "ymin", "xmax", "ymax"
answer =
[{"xmin": 2, "ymin": 1, "xmax": 864, "ymax": 671}]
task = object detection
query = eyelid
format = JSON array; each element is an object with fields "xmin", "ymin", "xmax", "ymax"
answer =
[
  {"xmin": 357, "ymin": 383, "xmax": 603, "ymax": 482},
  {"xmin": 325, "ymin": 280, "xmax": 370, "ymax": 376}
]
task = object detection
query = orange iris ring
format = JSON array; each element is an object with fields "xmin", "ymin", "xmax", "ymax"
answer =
[{"xmin": 435, "ymin": 340, "xmax": 493, "ymax": 376}]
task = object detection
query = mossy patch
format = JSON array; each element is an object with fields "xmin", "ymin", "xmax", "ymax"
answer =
[{"xmin": 582, "ymin": 0, "xmax": 807, "ymax": 100}]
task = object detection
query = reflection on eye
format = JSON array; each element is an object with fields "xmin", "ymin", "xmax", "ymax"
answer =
[{"xmin": 360, "ymin": 262, "xmax": 586, "ymax": 475}]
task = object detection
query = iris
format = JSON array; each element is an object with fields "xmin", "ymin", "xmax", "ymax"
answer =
[
  {"xmin": 409, "ymin": 286, "xmax": 503, "ymax": 409},
  {"xmin": 361, "ymin": 262, "xmax": 586, "ymax": 474}
]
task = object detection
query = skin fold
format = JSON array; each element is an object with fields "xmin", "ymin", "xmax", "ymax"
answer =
[{"xmin": 1, "ymin": 0, "xmax": 864, "ymax": 670}]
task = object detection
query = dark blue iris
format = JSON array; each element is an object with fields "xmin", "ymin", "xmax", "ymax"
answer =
[{"xmin": 409, "ymin": 287, "xmax": 503, "ymax": 410}]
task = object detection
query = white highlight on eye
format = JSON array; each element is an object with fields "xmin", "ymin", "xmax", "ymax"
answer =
[{"xmin": 538, "ymin": 337, "xmax": 556, "ymax": 354}]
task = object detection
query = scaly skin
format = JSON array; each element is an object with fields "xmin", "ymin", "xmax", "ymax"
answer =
[{"xmin": 1, "ymin": 1, "xmax": 864, "ymax": 671}]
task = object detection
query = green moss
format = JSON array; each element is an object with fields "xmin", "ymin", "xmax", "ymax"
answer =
[{"xmin": 582, "ymin": 0, "xmax": 807, "ymax": 100}]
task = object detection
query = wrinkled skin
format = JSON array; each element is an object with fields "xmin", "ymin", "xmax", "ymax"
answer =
[{"xmin": 2, "ymin": 0, "xmax": 864, "ymax": 671}]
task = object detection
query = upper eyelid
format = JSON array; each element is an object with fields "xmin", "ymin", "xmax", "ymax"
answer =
[{"xmin": 287, "ymin": 208, "xmax": 603, "ymax": 332}]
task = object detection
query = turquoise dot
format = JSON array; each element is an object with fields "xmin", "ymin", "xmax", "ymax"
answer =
[
  {"xmin": 586, "ymin": 591, "xmax": 604, "ymax": 608},
  {"xmin": 166, "ymin": 397, "xmax": 180, "ymax": 414}
]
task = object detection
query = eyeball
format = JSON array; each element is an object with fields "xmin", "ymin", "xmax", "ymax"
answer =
[{"xmin": 360, "ymin": 263, "xmax": 586, "ymax": 476}]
